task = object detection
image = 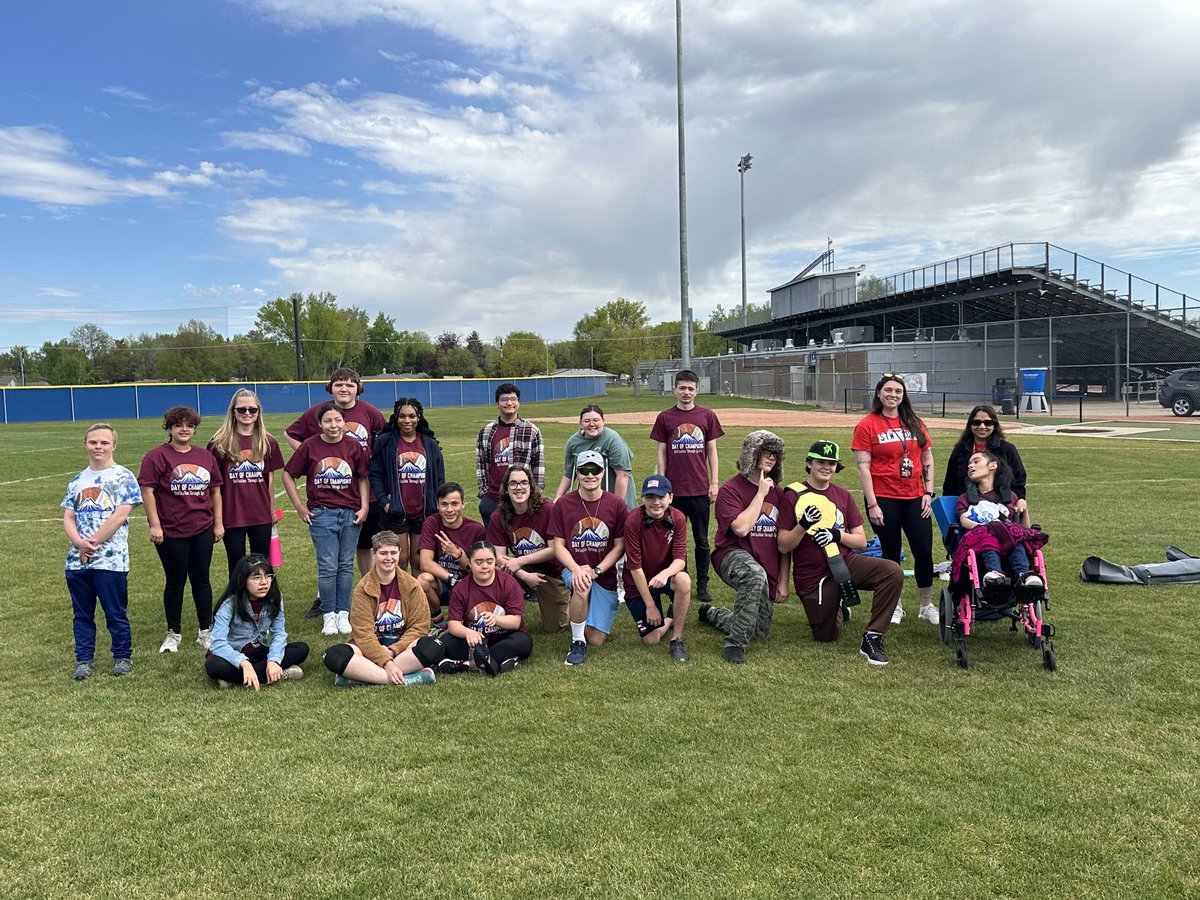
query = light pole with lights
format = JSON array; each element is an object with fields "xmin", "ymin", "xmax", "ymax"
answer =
[{"xmin": 738, "ymin": 153, "xmax": 752, "ymax": 327}]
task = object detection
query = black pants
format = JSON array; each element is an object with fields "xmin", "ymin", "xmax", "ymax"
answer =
[
  {"xmin": 222, "ymin": 523, "xmax": 272, "ymax": 577},
  {"xmin": 873, "ymin": 497, "xmax": 934, "ymax": 589},
  {"xmin": 672, "ymin": 495, "xmax": 712, "ymax": 589},
  {"xmin": 205, "ymin": 642, "xmax": 310, "ymax": 683},
  {"xmin": 155, "ymin": 526, "xmax": 216, "ymax": 632},
  {"xmin": 439, "ymin": 631, "xmax": 533, "ymax": 665}
]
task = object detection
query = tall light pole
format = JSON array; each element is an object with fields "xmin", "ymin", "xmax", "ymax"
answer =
[
  {"xmin": 675, "ymin": 0, "xmax": 691, "ymax": 369},
  {"xmin": 738, "ymin": 153, "xmax": 753, "ymax": 327}
]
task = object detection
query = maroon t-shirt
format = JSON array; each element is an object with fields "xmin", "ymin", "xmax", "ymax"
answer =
[
  {"xmin": 418, "ymin": 515, "xmax": 487, "ymax": 581},
  {"xmin": 209, "ymin": 434, "xmax": 285, "ymax": 528},
  {"xmin": 649, "ymin": 406, "xmax": 725, "ymax": 497},
  {"xmin": 711, "ymin": 474, "xmax": 785, "ymax": 595},
  {"xmin": 622, "ymin": 505, "xmax": 687, "ymax": 594},
  {"xmin": 449, "ymin": 570, "xmax": 528, "ymax": 637},
  {"xmin": 138, "ymin": 444, "xmax": 224, "ymax": 539},
  {"xmin": 395, "ymin": 434, "xmax": 427, "ymax": 518},
  {"xmin": 286, "ymin": 400, "xmax": 385, "ymax": 501},
  {"xmin": 486, "ymin": 500, "xmax": 560, "ymax": 578},
  {"xmin": 283, "ymin": 435, "xmax": 369, "ymax": 511},
  {"xmin": 484, "ymin": 422, "xmax": 514, "ymax": 501},
  {"xmin": 546, "ymin": 490, "xmax": 627, "ymax": 590},
  {"xmin": 784, "ymin": 482, "xmax": 862, "ymax": 591}
]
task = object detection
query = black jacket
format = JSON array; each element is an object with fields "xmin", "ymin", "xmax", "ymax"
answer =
[{"xmin": 941, "ymin": 439, "xmax": 1026, "ymax": 500}]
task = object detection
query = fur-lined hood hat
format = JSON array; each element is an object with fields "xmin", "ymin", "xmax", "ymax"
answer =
[{"xmin": 737, "ymin": 430, "xmax": 785, "ymax": 482}]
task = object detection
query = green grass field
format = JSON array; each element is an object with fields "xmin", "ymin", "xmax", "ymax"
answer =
[{"xmin": 2, "ymin": 390, "xmax": 1197, "ymax": 899}]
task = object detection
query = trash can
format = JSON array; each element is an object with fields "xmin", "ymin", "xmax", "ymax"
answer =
[{"xmin": 1000, "ymin": 399, "xmax": 1015, "ymax": 415}]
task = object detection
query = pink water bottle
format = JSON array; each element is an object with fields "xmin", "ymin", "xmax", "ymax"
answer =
[{"xmin": 269, "ymin": 508, "xmax": 284, "ymax": 567}]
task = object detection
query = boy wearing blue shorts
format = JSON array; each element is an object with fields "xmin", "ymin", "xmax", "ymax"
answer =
[
  {"xmin": 61, "ymin": 423, "xmax": 143, "ymax": 679},
  {"xmin": 549, "ymin": 450, "xmax": 626, "ymax": 666},
  {"xmin": 623, "ymin": 475, "xmax": 691, "ymax": 662}
]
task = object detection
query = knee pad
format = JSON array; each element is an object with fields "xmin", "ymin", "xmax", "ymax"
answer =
[
  {"xmin": 322, "ymin": 643, "xmax": 353, "ymax": 675},
  {"xmin": 411, "ymin": 635, "xmax": 445, "ymax": 668}
]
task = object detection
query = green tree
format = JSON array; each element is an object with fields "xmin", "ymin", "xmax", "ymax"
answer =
[
  {"xmin": 37, "ymin": 339, "xmax": 88, "ymax": 385},
  {"xmin": 363, "ymin": 313, "xmax": 402, "ymax": 375},
  {"xmin": 94, "ymin": 339, "xmax": 138, "ymax": 383},
  {"xmin": 68, "ymin": 324, "xmax": 114, "ymax": 368},
  {"xmin": 497, "ymin": 331, "xmax": 548, "ymax": 377},
  {"xmin": 857, "ymin": 275, "xmax": 889, "ymax": 301},
  {"xmin": 438, "ymin": 345, "xmax": 480, "ymax": 378},
  {"xmin": 256, "ymin": 292, "xmax": 369, "ymax": 379},
  {"xmin": 573, "ymin": 297, "xmax": 651, "ymax": 376},
  {"xmin": 465, "ymin": 331, "xmax": 487, "ymax": 370}
]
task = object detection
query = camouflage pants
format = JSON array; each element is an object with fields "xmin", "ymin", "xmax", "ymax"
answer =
[{"xmin": 710, "ymin": 550, "xmax": 774, "ymax": 651}]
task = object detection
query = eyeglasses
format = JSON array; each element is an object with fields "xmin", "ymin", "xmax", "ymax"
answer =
[
  {"xmin": 235, "ymin": 407, "xmax": 260, "ymax": 415},
  {"xmin": 577, "ymin": 466, "xmax": 603, "ymax": 476},
  {"xmin": 247, "ymin": 572, "xmax": 274, "ymax": 582},
  {"xmin": 507, "ymin": 479, "xmax": 531, "ymax": 489},
  {"xmin": 970, "ymin": 419, "xmax": 996, "ymax": 427},
  {"xmin": 498, "ymin": 396, "xmax": 519, "ymax": 404}
]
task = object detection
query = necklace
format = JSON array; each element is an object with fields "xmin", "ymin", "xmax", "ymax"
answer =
[{"xmin": 580, "ymin": 492, "xmax": 603, "ymax": 520}]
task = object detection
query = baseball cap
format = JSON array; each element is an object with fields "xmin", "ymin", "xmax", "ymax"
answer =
[
  {"xmin": 806, "ymin": 440, "xmax": 845, "ymax": 472},
  {"xmin": 575, "ymin": 450, "xmax": 606, "ymax": 470},
  {"xmin": 640, "ymin": 475, "xmax": 673, "ymax": 497}
]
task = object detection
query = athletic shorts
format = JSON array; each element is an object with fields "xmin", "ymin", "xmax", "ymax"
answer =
[
  {"xmin": 625, "ymin": 583, "xmax": 677, "ymax": 638},
  {"xmin": 357, "ymin": 501, "xmax": 384, "ymax": 548},
  {"xmin": 562, "ymin": 568, "xmax": 620, "ymax": 635}
]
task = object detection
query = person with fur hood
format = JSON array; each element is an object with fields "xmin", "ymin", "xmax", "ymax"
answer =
[{"xmin": 698, "ymin": 430, "xmax": 792, "ymax": 663}]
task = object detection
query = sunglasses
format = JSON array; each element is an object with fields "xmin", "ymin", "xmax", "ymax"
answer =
[
  {"xmin": 577, "ymin": 466, "xmax": 603, "ymax": 476},
  {"xmin": 235, "ymin": 406, "xmax": 260, "ymax": 415},
  {"xmin": 881, "ymin": 372, "xmax": 905, "ymax": 381},
  {"xmin": 970, "ymin": 419, "xmax": 996, "ymax": 427}
]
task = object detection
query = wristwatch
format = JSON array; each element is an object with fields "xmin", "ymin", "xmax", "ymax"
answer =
[
  {"xmin": 924, "ymin": 491, "xmax": 935, "ymax": 498},
  {"xmin": 594, "ymin": 566, "xmax": 603, "ymax": 576}
]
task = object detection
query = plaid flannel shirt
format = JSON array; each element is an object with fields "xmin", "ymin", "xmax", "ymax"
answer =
[{"xmin": 476, "ymin": 415, "xmax": 544, "ymax": 496}]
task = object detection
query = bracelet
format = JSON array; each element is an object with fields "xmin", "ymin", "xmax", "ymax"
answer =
[
  {"xmin": 867, "ymin": 502, "xmax": 879, "ymax": 509},
  {"xmin": 924, "ymin": 491, "xmax": 935, "ymax": 498}
]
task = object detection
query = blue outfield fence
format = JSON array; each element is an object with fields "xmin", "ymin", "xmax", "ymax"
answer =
[{"xmin": 0, "ymin": 376, "xmax": 606, "ymax": 425}]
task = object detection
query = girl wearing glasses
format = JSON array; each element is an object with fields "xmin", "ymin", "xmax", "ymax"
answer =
[
  {"xmin": 941, "ymin": 405, "xmax": 1027, "ymax": 515},
  {"xmin": 852, "ymin": 374, "xmax": 938, "ymax": 626},
  {"xmin": 204, "ymin": 555, "xmax": 308, "ymax": 690},
  {"xmin": 208, "ymin": 389, "xmax": 285, "ymax": 577}
]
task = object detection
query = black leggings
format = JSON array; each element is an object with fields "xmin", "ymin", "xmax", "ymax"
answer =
[
  {"xmin": 205, "ymin": 642, "xmax": 310, "ymax": 683},
  {"xmin": 155, "ymin": 526, "xmax": 216, "ymax": 632},
  {"xmin": 439, "ymin": 631, "xmax": 533, "ymax": 665},
  {"xmin": 672, "ymin": 494, "xmax": 712, "ymax": 587},
  {"xmin": 222, "ymin": 523, "xmax": 273, "ymax": 576},
  {"xmin": 873, "ymin": 497, "xmax": 934, "ymax": 589}
]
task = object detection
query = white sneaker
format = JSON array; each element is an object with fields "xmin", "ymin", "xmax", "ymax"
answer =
[
  {"xmin": 321, "ymin": 613, "xmax": 338, "ymax": 636},
  {"xmin": 196, "ymin": 628, "xmax": 212, "ymax": 650},
  {"xmin": 159, "ymin": 630, "xmax": 182, "ymax": 653},
  {"xmin": 983, "ymin": 570, "xmax": 1008, "ymax": 587},
  {"xmin": 890, "ymin": 604, "xmax": 905, "ymax": 625},
  {"xmin": 918, "ymin": 604, "xmax": 939, "ymax": 625},
  {"xmin": 281, "ymin": 665, "xmax": 304, "ymax": 681},
  {"xmin": 1022, "ymin": 573, "xmax": 1044, "ymax": 588},
  {"xmin": 336, "ymin": 611, "xmax": 351, "ymax": 633}
]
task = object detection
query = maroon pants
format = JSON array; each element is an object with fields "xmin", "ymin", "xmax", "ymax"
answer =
[{"xmin": 796, "ymin": 553, "xmax": 903, "ymax": 641}]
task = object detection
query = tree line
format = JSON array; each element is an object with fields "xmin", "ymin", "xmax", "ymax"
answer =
[{"xmin": 2, "ymin": 292, "xmax": 733, "ymax": 386}]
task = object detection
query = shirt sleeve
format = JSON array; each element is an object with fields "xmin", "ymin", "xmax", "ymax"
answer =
[{"xmin": 622, "ymin": 509, "xmax": 642, "ymax": 571}]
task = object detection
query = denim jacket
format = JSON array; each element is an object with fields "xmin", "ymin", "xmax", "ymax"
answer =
[{"xmin": 209, "ymin": 596, "xmax": 288, "ymax": 666}]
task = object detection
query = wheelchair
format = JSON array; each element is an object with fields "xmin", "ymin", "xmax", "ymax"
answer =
[{"xmin": 932, "ymin": 496, "xmax": 1056, "ymax": 672}]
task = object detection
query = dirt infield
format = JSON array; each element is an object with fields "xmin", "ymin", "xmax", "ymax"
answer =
[{"xmin": 532, "ymin": 408, "xmax": 972, "ymax": 430}]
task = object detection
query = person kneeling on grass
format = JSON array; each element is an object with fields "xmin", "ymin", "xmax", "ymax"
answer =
[
  {"xmin": 417, "ymin": 482, "xmax": 487, "ymax": 633},
  {"xmin": 322, "ymin": 530, "xmax": 442, "ymax": 687},
  {"xmin": 437, "ymin": 542, "xmax": 533, "ymax": 677},
  {"xmin": 778, "ymin": 441, "xmax": 902, "ymax": 667},
  {"xmin": 622, "ymin": 475, "xmax": 691, "ymax": 662},
  {"xmin": 204, "ymin": 555, "xmax": 309, "ymax": 690}
]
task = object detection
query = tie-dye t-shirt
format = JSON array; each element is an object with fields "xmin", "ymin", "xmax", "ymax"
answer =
[{"xmin": 61, "ymin": 463, "xmax": 143, "ymax": 572}]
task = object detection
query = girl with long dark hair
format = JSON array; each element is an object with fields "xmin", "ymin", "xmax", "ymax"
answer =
[{"xmin": 941, "ymin": 404, "xmax": 1027, "ymax": 514}]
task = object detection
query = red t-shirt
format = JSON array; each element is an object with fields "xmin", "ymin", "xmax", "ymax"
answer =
[
  {"xmin": 486, "ymin": 500, "xmax": 560, "ymax": 577},
  {"xmin": 209, "ymin": 434, "xmax": 285, "ymax": 528},
  {"xmin": 395, "ymin": 434, "xmax": 427, "ymax": 518},
  {"xmin": 649, "ymin": 405, "xmax": 724, "ymax": 497},
  {"xmin": 546, "ymin": 490, "xmax": 627, "ymax": 590},
  {"xmin": 784, "ymin": 482, "xmax": 863, "ymax": 591},
  {"xmin": 711, "ymin": 474, "xmax": 785, "ymax": 595},
  {"xmin": 283, "ymin": 435, "xmax": 369, "ymax": 511},
  {"xmin": 851, "ymin": 412, "xmax": 932, "ymax": 501},
  {"xmin": 418, "ymin": 515, "xmax": 487, "ymax": 581},
  {"xmin": 622, "ymin": 505, "xmax": 687, "ymax": 594},
  {"xmin": 449, "ymin": 570, "xmax": 528, "ymax": 637},
  {"xmin": 138, "ymin": 444, "xmax": 224, "ymax": 539},
  {"xmin": 286, "ymin": 400, "xmax": 385, "ymax": 501},
  {"xmin": 484, "ymin": 422, "xmax": 513, "ymax": 501}
]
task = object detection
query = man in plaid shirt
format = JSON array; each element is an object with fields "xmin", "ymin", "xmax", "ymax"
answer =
[{"xmin": 476, "ymin": 382, "xmax": 544, "ymax": 527}]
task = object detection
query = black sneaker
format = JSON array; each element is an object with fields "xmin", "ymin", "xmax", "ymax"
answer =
[
  {"xmin": 437, "ymin": 657, "xmax": 470, "ymax": 676},
  {"xmin": 696, "ymin": 584, "xmax": 714, "ymax": 602},
  {"xmin": 473, "ymin": 644, "xmax": 501, "ymax": 677},
  {"xmin": 303, "ymin": 597, "xmax": 323, "ymax": 619},
  {"xmin": 669, "ymin": 638, "xmax": 689, "ymax": 662},
  {"xmin": 722, "ymin": 645, "xmax": 745, "ymax": 664},
  {"xmin": 698, "ymin": 602, "xmax": 713, "ymax": 626},
  {"xmin": 499, "ymin": 657, "xmax": 520, "ymax": 673},
  {"xmin": 859, "ymin": 632, "xmax": 889, "ymax": 666}
]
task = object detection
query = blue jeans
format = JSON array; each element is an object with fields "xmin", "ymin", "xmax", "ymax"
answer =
[
  {"xmin": 309, "ymin": 508, "xmax": 362, "ymax": 613},
  {"xmin": 980, "ymin": 546, "xmax": 1030, "ymax": 579},
  {"xmin": 66, "ymin": 569, "xmax": 132, "ymax": 661},
  {"xmin": 479, "ymin": 495, "xmax": 499, "ymax": 529}
]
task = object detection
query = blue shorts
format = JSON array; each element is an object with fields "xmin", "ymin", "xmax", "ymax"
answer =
[
  {"xmin": 562, "ymin": 568, "xmax": 620, "ymax": 634},
  {"xmin": 625, "ymin": 583, "xmax": 677, "ymax": 638}
]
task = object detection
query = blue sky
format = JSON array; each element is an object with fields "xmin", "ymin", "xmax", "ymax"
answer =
[{"xmin": 3, "ymin": 0, "xmax": 1200, "ymax": 352}]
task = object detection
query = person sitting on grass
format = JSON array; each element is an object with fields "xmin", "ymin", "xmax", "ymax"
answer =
[
  {"xmin": 436, "ymin": 541, "xmax": 533, "ymax": 677},
  {"xmin": 417, "ymin": 482, "xmax": 487, "ymax": 632},
  {"xmin": 622, "ymin": 474, "xmax": 691, "ymax": 662},
  {"xmin": 204, "ymin": 554, "xmax": 309, "ymax": 690},
  {"xmin": 322, "ymin": 531, "xmax": 443, "ymax": 687},
  {"xmin": 955, "ymin": 451, "xmax": 1045, "ymax": 589},
  {"xmin": 62, "ymin": 423, "xmax": 142, "ymax": 680}
]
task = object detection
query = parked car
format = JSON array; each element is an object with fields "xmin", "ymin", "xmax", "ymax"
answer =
[{"xmin": 1158, "ymin": 368, "xmax": 1200, "ymax": 416}]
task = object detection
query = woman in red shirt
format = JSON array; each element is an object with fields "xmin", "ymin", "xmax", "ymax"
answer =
[{"xmin": 851, "ymin": 374, "xmax": 937, "ymax": 625}]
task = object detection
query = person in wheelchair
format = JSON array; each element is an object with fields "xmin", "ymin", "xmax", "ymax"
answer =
[{"xmin": 954, "ymin": 451, "xmax": 1045, "ymax": 590}]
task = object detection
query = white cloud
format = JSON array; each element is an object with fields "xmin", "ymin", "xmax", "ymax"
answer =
[
  {"xmin": 220, "ymin": 129, "xmax": 311, "ymax": 155},
  {"xmin": 153, "ymin": 161, "xmax": 271, "ymax": 187},
  {"xmin": 101, "ymin": 85, "xmax": 152, "ymax": 102}
]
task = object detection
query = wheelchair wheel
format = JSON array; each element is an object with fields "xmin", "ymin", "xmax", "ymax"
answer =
[
  {"xmin": 955, "ymin": 643, "xmax": 969, "ymax": 670},
  {"xmin": 1043, "ymin": 644, "xmax": 1057, "ymax": 672},
  {"xmin": 938, "ymin": 587, "xmax": 953, "ymax": 646}
]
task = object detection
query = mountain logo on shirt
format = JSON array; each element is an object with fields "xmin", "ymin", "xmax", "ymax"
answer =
[
  {"xmin": 571, "ymin": 517, "xmax": 610, "ymax": 552},
  {"xmin": 228, "ymin": 451, "xmax": 265, "ymax": 483},
  {"xmin": 313, "ymin": 457, "xmax": 353, "ymax": 489},
  {"xmin": 76, "ymin": 485, "xmax": 115, "ymax": 513},
  {"xmin": 493, "ymin": 437, "xmax": 512, "ymax": 465},
  {"xmin": 170, "ymin": 464, "xmax": 212, "ymax": 495},
  {"xmin": 512, "ymin": 527, "xmax": 547, "ymax": 556},
  {"xmin": 344, "ymin": 422, "xmax": 370, "ymax": 449},
  {"xmin": 752, "ymin": 502, "xmax": 779, "ymax": 536},
  {"xmin": 398, "ymin": 451, "xmax": 427, "ymax": 485},
  {"xmin": 671, "ymin": 424, "xmax": 705, "ymax": 453},
  {"xmin": 467, "ymin": 600, "xmax": 508, "ymax": 635}
]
